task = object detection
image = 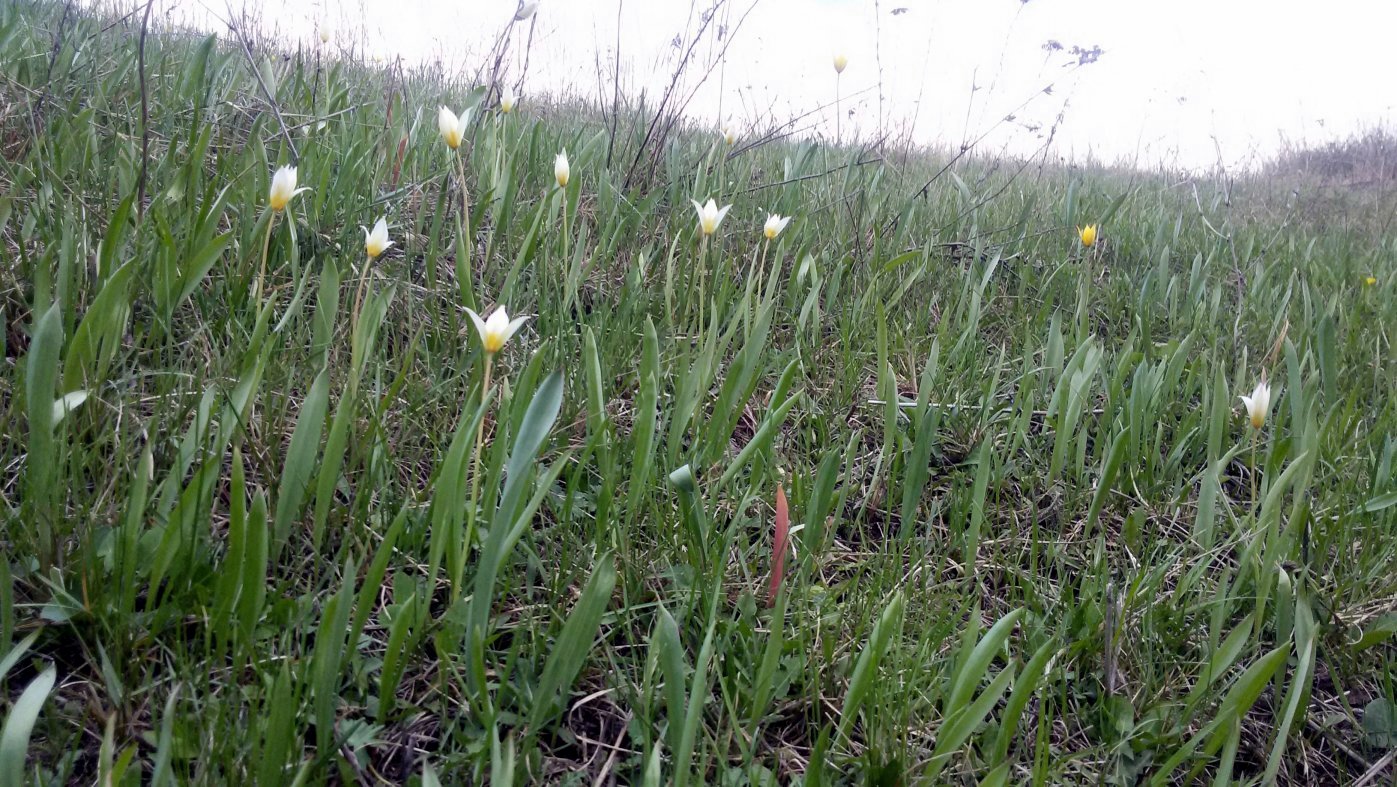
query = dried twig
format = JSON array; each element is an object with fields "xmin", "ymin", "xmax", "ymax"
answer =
[
  {"xmin": 222, "ymin": 2, "xmax": 300, "ymax": 162},
  {"xmin": 31, "ymin": 0, "xmax": 75, "ymax": 136},
  {"xmin": 605, "ymin": 0, "xmax": 624, "ymax": 168},
  {"xmin": 1354, "ymin": 748, "xmax": 1397, "ymax": 787},
  {"xmin": 135, "ymin": 0, "xmax": 156, "ymax": 222},
  {"xmin": 622, "ymin": 0, "xmax": 727, "ymax": 189},
  {"xmin": 744, "ymin": 154, "xmax": 883, "ymax": 194}
]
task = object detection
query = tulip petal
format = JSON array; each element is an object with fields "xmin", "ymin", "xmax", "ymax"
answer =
[
  {"xmin": 484, "ymin": 308, "xmax": 509, "ymax": 338},
  {"xmin": 465, "ymin": 307, "xmax": 489, "ymax": 344},
  {"xmin": 503, "ymin": 315, "xmax": 530, "ymax": 343}
]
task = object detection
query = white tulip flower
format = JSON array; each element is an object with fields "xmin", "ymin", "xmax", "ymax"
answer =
[
  {"xmin": 690, "ymin": 198, "xmax": 732, "ymax": 236},
  {"xmin": 465, "ymin": 306, "xmax": 529, "ymax": 355},
  {"xmin": 268, "ymin": 165, "xmax": 309, "ymax": 211},
  {"xmin": 438, "ymin": 106, "xmax": 468, "ymax": 150},
  {"xmin": 554, "ymin": 150, "xmax": 570, "ymax": 188},
  {"xmin": 363, "ymin": 217, "xmax": 393, "ymax": 259},
  {"xmin": 1239, "ymin": 379, "xmax": 1274, "ymax": 430},
  {"xmin": 763, "ymin": 213, "xmax": 791, "ymax": 240}
]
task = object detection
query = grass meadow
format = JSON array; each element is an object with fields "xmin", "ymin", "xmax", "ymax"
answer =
[{"xmin": 1, "ymin": 1, "xmax": 1396, "ymax": 784}]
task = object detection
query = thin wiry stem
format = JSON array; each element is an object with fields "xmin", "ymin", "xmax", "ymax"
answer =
[
  {"xmin": 134, "ymin": 0, "xmax": 155, "ymax": 223},
  {"xmin": 225, "ymin": 1, "xmax": 299, "ymax": 162}
]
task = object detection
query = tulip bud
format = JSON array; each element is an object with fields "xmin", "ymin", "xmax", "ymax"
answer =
[
  {"xmin": 554, "ymin": 150, "xmax": 570, "ymax": 188},
  {"xmin": 268, "ymin": 165, "xmax": 306, "ymax": 211},
  {"xmin": 1239, "ymin": 379, "xmax": 1274, "ymax": 430},
  {"xmin": 438, "ymin": 106, "xmax": 467, "ymax": 150}
]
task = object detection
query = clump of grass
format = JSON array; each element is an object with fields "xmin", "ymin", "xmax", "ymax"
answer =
[{"xmin": 0, "ymin": 1, "xmax": 1395, "ymax": 785}]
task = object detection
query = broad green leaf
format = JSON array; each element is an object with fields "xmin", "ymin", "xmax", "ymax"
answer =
[{"xmin": 0, "ymin": 666, "xmax": 56, "ymax": 786}]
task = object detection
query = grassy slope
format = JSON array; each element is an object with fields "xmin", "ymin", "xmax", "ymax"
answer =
[{"xmin": 1, "ymin": 2, "xmax": 1395, "ymax": 784}]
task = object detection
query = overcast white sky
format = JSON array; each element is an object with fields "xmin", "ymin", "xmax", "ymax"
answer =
[{"xmin": 169, "ymin": 0, "xmax": 1397, "ymax": 170}]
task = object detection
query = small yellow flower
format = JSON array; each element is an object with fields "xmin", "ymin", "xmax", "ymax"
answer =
[
  {"xmin": 500, "ymin": 85, "xmax": 517, "ymax": 114},
  {"xmin": 722, "ymin": 125, "xmax": 735, "ymax": 146},
  {"xmin": 363, "ymin": 217, "xmax": 393, "ymax": 259},
  {"xmin": 268, "ymin": 166, "xmax": 308, "ymax": 211},
  {"xmin": 466, "ymin": 305, "xmax": 529, "ymax": 355},
  {"xmin": 1364, "ymin": 275, "xmax": 1377, "ymax": 286},
  {"xmin": 833, "ymin": 52, "xmax": 848, "ymax": 74},
  {"xmin": 318, "ymin": 28, "xmax": 330, "ymax": 44},
  {"xmin": 554, "ymin": 150, "xmax": 570, "ymax": 188},
  {"xmin": 438, "ymin": 106, "xmax": 468, "ymax": 150},
  {"xmin": 1078, "ymin": 224, "xmax": 1098, "ymax": 247}
]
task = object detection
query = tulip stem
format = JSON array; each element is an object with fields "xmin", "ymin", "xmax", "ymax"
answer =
[
  {"xmin": 494, "ymin": 112, "xmax": 505, "ymax": 198},
  {"xmin": 835, "ymin": 73, "xmax": 842, "ymax": 147},
  {"xmin": 562, "ymin": 188, "xmax": 572, "ymax": 312},
  {"xmin": 455, "ymin": 152, "xmax": 472, "ymax": 285},
  {"xmin": 1257, "ymin": 427, "xmax": 1268, "ymax": 514},
  {"xmin": 757, "ymin": 238, "xmax": 770, "ymax": 300},
  {"xmin": 351, "ymin": 254, "xmax": 373, "ymax": 333},
  {"xmin": 254, "ymin": 210, "xmax": 277, "ymax": 303},
  {"xmin": 1075, "ymin": 247, "xmax": 1091, "ymax": 341},
  {"xmin": 697, "ymin": 233, "xmax": 710, "ymax": 334},
  {"xmin": 463, "ymin": 352, "xmax": 494, "ymax": 594}
]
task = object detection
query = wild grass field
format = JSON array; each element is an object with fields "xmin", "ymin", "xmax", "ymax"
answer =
[{"xmin": 1, "ymin": 1, "xmax": 1396, "ymax": 784}]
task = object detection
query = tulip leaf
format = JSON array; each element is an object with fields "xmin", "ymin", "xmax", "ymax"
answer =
[
  {"xmin": 271, "ymin": 364, "xmax": 332, "ymax": 550},
  {"xmin": 527, "ymin": 553, "xmax": 617, "ymax": 730},
  {"xmin": 0, "ymin": 666, "xmax": 57, "ymax": 786}
]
